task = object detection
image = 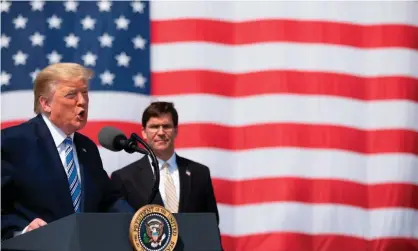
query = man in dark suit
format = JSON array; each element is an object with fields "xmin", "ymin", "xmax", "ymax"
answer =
[
  {"xmin": 1, "ymin": 63, "xmax": 132, "ymax": 240},
  {"xmin": 111, "ymin": 101, "xmax": 220, "ymax": 224}
]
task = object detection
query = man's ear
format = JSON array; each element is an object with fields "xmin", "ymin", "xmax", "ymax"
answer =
[
  {"xmin": 173, "ymin": 127, "xmax": 178, "ymax": 138},
  {"xmin": 39, "ymin": 96, "xmax": 51, "ymax": 113},
  {"xmin": 141, "ymin": 128, "xmax": 147, "ymax": 140}
]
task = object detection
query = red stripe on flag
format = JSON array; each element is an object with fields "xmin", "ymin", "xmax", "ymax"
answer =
[
  {"xmin": 152, "ymin": 70, "xmax": 418, "ymax": 101},
  {"xmin": 212, "ymin": 178, "xmax": 418, "ymax": 209},
  {"xmin": 1, "ymin": 121, "xmax": 21, "ymax": 129},
  {"xmin": 2, "ymin": 121, "xmax": 417, "ymax": 154},
  {"xmin": 152, "ymin": 19, "xmax": 418, "ymax": 48},
  {"xmin": 221, "ymin": 233, "xmax": 418, "ymax": 251}
]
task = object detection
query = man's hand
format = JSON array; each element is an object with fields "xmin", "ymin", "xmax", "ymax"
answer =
[{"xmin": 23, "ymin": 218, "xmax": 47, "ymax": 233}]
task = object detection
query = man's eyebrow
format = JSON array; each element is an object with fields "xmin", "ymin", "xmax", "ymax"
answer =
[
  {"xmin": 66, "ymin": 87, "xmax": 88, "ymax": 93},
  {"xmin": 149, "ymin": 123, "xmax": 173, "ymax": 127},
  {"xmin": 65, "ymin": 90, "xmax": 76, "ymax": 95}
]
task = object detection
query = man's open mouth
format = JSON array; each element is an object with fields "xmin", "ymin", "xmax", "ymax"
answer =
[{"xmin": 77, "ymin": 110, "xmax": 86, "ymax": 120}]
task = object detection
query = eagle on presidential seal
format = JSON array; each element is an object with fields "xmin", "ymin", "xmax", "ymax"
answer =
[{"xmin": 143, "ymin": 218, "xmax": 167, "ymax": 248}]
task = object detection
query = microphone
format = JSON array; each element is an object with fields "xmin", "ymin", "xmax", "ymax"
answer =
[
  {"xmin": 98, "ymin": 126, "xmax": 149, "ymax": 155},
  {"xmin": 98, "ymin": 126, "xmax": 160, "ymax": 205}
]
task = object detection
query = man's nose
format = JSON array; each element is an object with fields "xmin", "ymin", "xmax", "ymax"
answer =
[
  {"xmin": 77, "ymin": 93, "xmax": 88, "ymax": 105},
  {"xmin": 157, "ymin": 126, "xmax": 165, "ymax": 134}
]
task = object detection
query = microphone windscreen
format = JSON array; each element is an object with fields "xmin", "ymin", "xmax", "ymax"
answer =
[{"xmin": 98, "ymin": 126, "xmax": 127, "ymax": 152}]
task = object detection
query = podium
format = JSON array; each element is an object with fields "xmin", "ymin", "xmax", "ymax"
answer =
[{"xmin": 1, "ymin": 212, "xmax": 222, "ymax": 251}]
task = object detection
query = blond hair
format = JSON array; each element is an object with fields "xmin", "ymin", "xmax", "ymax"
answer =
[{"xmin": 33, "ymin": 63, "xmax": 94, "ymax": 114}]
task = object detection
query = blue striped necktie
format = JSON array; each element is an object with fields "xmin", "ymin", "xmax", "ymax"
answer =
[{"xmin": 64, "ymin": 137, "xmax": 81, "ymax": 213}]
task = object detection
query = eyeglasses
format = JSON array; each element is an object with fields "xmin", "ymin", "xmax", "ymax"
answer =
[{"xmin": 146, "ymin": 124, "xmax": 175, "ymax": 133}]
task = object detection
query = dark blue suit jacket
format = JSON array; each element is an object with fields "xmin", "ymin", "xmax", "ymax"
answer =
[{"xmin": 1, "ymin": 114, "xmax": 133, "ymax": 240}]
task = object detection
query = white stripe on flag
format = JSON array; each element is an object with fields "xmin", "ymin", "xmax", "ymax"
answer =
[
  {"xmin": 177, "ymin": 148, "xmax": 418, "ymax": 184},
  {"xmin": 150, "ymin": 1, "xmax": 418, "ymax": 26},
  {"xmin": 151, "ymin": 43, "xmax": 418, "ymax": 78},
  {"xmin": 3, "ymin": 91, "xmax": 418, "ymax": 131},
  {"xmin": 157, "ymin": 95, "xmax": 418, "ymax": 131},
  {"xmin": 218, "ymin": 203, "xmax": 418, "ymax": 238}
]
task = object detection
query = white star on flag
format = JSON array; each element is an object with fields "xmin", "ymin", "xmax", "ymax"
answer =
[
  {"xmin": 133, "ymin": 73, "xmax": 146, "ymax": 88},
  {"xmin": 13, "ymin": 15, "xmax": 28, "ymax": 29},
  {"xmin": 98, "ymin": 33, "xmax": 114, "ymax": 48},
  {"xmin": 115, "ymin": 16, "xmax": 130, "ymax": 30},
  {"xmin": 97, "ymin": 0, "xmax": 111, "ymax": 12},
  {"xmin": 48, "ymin": 15, "xmax": 62, "ymax": 29},
  {"xmin": 0, "ymin": 71, "xmax": 11, "ymax": 86},
  {"xmin": 64, "ymin": 33, "xmax": 79, "ymax": 48},
  {"xmin": 0, "ymin": 34, "xmax": 11, "ymax": 48},
  {"xmin": 30, "ymin": 69, "xmax": 40, "ymax": 82},
  {"xmin": 82, "ymin": 51, "xmax": 97, "ymax": 66},
  {"xmin": 100, "ymin": 70, "xmax": 115, "ymax": 85},
  {"xmin": 132, "ymin": 35, "xmax": 146, "ymax": 50},
  {"xmin": 115, "ymin": 52, "xmax": 130, "ymax": 67},
  {"xmin": 30, "ymin": 0, "xmax": 44, "ymax": 11},
  {"xmin": 13, "ymin": 51, "xmax": 28, "ymax": 65},
  {"xmin": 0, "ymin": 0, "xmax": 11, "ymax": 13},
  {"xmin": 81, "ymin": 16, "xmax": 96, "ymax": 30},
  {"xmin": 64, "ymin": 0, "xmax": 78, "ymax": 12},
  {"xmin": 47, "ymin": 50, "xmax": 62, "ymax": 64},
  {"xmin": 29, "ymin": 32, "xmax": 45, "ymax": 47},
  {"xmin": 131, "ymin": 0, "xmax": 145, "ymax": 13}
]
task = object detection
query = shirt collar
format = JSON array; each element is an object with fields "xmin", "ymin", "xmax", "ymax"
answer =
[
  {"xmin": 41, "ymin": 113, "xmax": 74, "ymax": 147},
  {"xmin": 157, "ymin": 152, "xmax": 177, "ymax": 171}
]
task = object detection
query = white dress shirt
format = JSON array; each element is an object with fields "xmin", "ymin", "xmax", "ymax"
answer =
[
  {"xmin": 149, "ymin": 153, "xmax": 180, "ymax": 204},
  {"xmin": 41, "ymin": 113, "xmax": 81, "ymax": 181}
]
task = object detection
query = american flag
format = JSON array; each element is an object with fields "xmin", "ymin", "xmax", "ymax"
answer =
[{"xmin": 1, "ymin": 1, "xmax": 418, "ymax": 251}]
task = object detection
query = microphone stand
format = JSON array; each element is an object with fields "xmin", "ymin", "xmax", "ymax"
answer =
[{"xmin": 130, "ymin": 133, "xmax": 160, "ymax": 205}]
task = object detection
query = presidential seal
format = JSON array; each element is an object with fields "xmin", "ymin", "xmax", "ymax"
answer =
[{"xmin": 129, "ymin": 204, "xmax": 179, "ymax": 251}]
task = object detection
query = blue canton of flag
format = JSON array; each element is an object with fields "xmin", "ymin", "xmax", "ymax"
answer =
[{"xmin": 1, "ymin": 0, "xmax": 150, "ymax": 95}]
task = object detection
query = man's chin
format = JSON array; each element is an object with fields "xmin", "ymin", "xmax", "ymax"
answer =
[
  {"xmin": 72, "ymin": 121, "xmax": 87, "ymax": 132},
  {"xmin": 152, "ymin": 144, "xmax": 174, "ymax": 154},
  {"xmin": 153, "ymin": 146, "xmax": 168, "ymax": 152},
  {"xmin": 154, "ymin": 141, "xmax": 168, "ymax": 146}
]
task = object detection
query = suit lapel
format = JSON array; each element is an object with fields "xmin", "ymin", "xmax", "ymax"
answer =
[
  {"xmin": 33, "ymin": 115, "xmax": 74, "ymax": 214},
  {"xmin": 177, "ymin": 155, "xmax": 191, "ymax": 212}
]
